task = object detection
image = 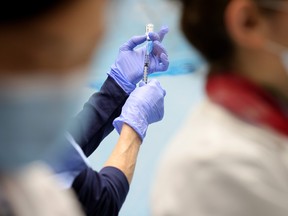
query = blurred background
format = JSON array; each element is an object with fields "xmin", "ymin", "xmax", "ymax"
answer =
[{"xmin": 81, "ymin": 0, "xmax": 206, "ymax": 215}]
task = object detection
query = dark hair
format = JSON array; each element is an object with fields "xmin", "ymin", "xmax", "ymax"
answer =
[
  {"xmin": 179, "ymin": 0, "xmax": 232, "ymax": 65},
  {"xmin": 0, "ymin": 1, "xmax": 67, "ymax": 23},
  {"xmin": 179, "ymin": 0, "xmax": 268, "ymax": 65}
]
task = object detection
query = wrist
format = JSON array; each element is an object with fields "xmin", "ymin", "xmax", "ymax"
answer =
[
  {"xmin": 113, "ymin": 112, "xmax": 148, "ymax": 141},
  {"xmin": 121, "ymin": 124, "xmax": 142, "ymax": 145},
  {"xmin": 104, "ymin": 123, "xmax": 142, "ymax": 184},
  {"xmin": 108, "ymin": 69, "xmax": 136, "ymax": 94}
]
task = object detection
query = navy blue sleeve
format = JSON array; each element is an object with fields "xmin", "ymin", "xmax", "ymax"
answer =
[
  {"xmin": 72, "ymin": 166, "xmax": 130, "ymax": 216},
  {"xmin": 69, "ymin": 76, "xmax": 129, "ymax": 157}
]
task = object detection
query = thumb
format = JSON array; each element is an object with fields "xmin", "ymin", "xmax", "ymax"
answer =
[
  {"xmin": 139, "ymin": 81, "xmax": 146, "ymax": 87},
  {"xmin": 148, "ymin": 79, "xmax": 167, "ymax": 97}
]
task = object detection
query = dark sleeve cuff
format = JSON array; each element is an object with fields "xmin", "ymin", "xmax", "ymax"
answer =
[
  {"xmin": 100, "ymin": 166, "xmax": 130, "ymax": 204},
  {"xmin": 102, "ymin": 76, "xmax": 129, "ymax": 100},
  {"xmin": 72, "ymin": 166, "xmax": 129, "ymax": 216}
]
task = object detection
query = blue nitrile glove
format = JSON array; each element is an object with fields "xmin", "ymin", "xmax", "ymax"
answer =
[
  {"xmin": 108, "ymin": 26, "xmax": 169, "ymax": 94},
  {"xmin": 113, "ymin": 79, "xmax": 166, "ymax": 141}
]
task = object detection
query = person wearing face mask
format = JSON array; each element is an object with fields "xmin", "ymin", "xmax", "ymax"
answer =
[
  {"xmin": 0, "ymin": 1, "xmax": 169, "ymax": 216},
  {"xmin": 152, "ymin": 0, "xmax": 288, "ymax": 216}
]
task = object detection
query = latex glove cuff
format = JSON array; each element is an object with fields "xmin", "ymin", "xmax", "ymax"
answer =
[
  {"xmin": 108, "ymin": 70, "xmax": 136, "ymax": 94},
  {"xmin": 113, "ymin": 109, "xmax": 148, "ymax": 141}
]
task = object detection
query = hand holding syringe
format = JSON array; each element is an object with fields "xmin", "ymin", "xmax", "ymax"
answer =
[{"xmin": 108, "ymin": 26, "xmax": 169, "ymax": 93}]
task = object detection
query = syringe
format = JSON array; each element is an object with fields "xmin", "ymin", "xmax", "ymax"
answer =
[{"xmin": 143, "ymin": 24, "xmax": 154, "ymax": 84}]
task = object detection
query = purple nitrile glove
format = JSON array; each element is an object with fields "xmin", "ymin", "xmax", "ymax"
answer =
[
  {"xmin": 108, "ymin": 26, "xmax": 169, "ymax": 94},
  {"xmin": 113, "ymin": 79, "xmax": 166, "ymax": 141}
]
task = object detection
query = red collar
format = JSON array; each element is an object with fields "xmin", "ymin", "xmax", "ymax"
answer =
[{"xmin": 206, "ymin": 74, "xmax": 288, "ymax": 137}]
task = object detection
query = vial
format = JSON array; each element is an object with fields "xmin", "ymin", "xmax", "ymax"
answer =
[{"xmin": 146, "ymin": 24, "xmax": 154, "ymax": 41}]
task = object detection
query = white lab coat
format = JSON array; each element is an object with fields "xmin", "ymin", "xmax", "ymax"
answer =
[
  {"xmin": 0, "ymin": 163, "xmax": 84, "ymax": 216},
  {"xmin": 152, "ymin": 99, "xmax": 288, "ymax": 216}
]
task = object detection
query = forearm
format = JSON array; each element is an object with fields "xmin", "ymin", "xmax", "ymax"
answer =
[
  {"xmin": 72, "ymin": 124, "xmax": 140, "ymax": 215},
  {"xmin": 69, "ymin": 76, "xmax": 129, "ymax": 156},
  {"xmin": 104, "ymin": 124, "xmax": 141, "ymax": 184}
]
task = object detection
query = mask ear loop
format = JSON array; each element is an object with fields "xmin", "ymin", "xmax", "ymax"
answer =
[
  {"xmin": 266, "ymin": 40, "xmax": 288, "ymax": 76},
  {"xmin": 281, "ymin": 52, "xmax": 288, "ymax": 75},
  {"xmin": 266, "ymin": 40, "xmax": 285, "ymax": 54}
]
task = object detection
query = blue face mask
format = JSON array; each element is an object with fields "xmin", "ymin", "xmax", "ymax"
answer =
[{"xmin": 0, "ymin": 76, "xmax": 84, "ymax": 171}]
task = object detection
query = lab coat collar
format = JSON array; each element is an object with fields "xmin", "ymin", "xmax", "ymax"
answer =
[{"xmin": 206, "ymin": 74, "xmax": 288, "ymax": 136}]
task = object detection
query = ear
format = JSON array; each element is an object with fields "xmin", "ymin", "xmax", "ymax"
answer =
[{"xmin": 225, "ymin": 0, "xmax": 268, "ymax": 49}]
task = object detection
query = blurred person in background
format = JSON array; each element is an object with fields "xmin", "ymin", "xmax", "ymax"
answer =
[
  {"xmin": 0, "ymin": 1, "xmax": 169, "ymax": 216},
  {"xmin": 152, "ymin": 0, "xmax": 288, "ymax": 215}
]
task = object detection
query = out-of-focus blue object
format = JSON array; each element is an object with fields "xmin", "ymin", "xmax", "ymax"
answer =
[
  {"xmin": 0, "ymin": 85, "xmax": 82, "ymax": 171},
  {"xmin": 47, "ymin": 133, "xmax": 90, "ymax": 189},
  {"xmin": 108, "ymin": 29, "xmax": 169, "ymax": 94},
  {"xmin": 113, "ymin": 80, "xmax": 166, "ymax": 141}
]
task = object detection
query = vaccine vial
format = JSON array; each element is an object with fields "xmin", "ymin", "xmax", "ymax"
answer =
[{"xmin": 146, "ymin": 24, "xmax": 154, "ymax": 41}]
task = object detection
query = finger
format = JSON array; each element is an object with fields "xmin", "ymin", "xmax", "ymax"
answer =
[
  {"xmin": 158, "ymin": 26, "xmax": 169, "ymax": 42},
  {"xmin": 154, "ymin": 53, "xmax": 169, "ymax": 72},
  {"xmin": 159, "ymin": 53, "xmax": 169, "ymax": 71},
  {"xmin": 139, "ymin": 81, "xmax": 146, "ymax": 87},
  {"xmin": 149, "ymin": 79, "xmax": 166, "ymax": 97},
  {"xmin": 152, "ymin": 41, "xmax": 168, "ymax": 57},
  {"xmin": 120, "ymin": 35, "xmax": 147, "ymax": 51},
  {"xmin": 148, "ymin": 32, "xmax": 160, "ymax": 42},
  {"xmin": 148, "ymin": 79, "xmax": 161, "ymax": 87},
  {"xmin": 148, "ymin": 26, "xmax": 169, "ymax": 42}
]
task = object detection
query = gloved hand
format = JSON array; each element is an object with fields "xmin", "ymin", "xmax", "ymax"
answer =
[
  {"xmin": 113, "ymin": 79, "xmax": 166, "ymax": 141},
  {"xmin": 108, "ymin": 26, "xmax": 169, "ymax": 94}
]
